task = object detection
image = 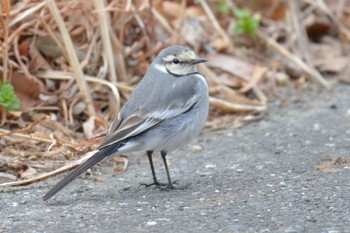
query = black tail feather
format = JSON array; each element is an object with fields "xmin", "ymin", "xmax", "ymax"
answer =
[{"xmin": 43, "ymin": 141, "xmax": 124, "ymax": 201}]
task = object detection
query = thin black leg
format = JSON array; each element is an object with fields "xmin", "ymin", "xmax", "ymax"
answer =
[
  {"xmin": 161, "ymin": 150, "xmax": 173, "ymax": 189},
  {"xmin": 146, "ymin": 150, "xmax": 159, "ymax": 185}
]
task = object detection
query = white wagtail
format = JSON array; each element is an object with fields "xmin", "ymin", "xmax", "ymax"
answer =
[{"xmin": 43, "ymin": 45, "xmax": 209, "ymax": 201}]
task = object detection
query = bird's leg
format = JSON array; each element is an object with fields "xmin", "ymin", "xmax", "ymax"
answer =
[
  {"xmin": 161, "ymin": 150, "xmax": 174, "ymax": 189},
  {"xmin": 140, "ymin": 151, "xmax": 161, "ymax": 187},
  {"xmin": 147, "ymin": 150, "xmax": 159, "ymax": 185}
]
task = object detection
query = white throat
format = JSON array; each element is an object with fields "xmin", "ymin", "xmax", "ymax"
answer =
[{"xmin": 154, "ymin": 64, "xmax": 168, "ymax": 74}]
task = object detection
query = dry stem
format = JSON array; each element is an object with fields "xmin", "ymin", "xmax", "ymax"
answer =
[{"xmin": 46, "ymin": 0, "xmax": 96, "ymax": 117}]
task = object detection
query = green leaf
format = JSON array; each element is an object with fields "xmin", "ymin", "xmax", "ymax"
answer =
[
  {"xmin": 0, "ymin": 82, "xmax": 20, "ymax": 111},
  {"xmin": 217, "ymin": 0, "xmax": 229, "ymax": 15},
  {"xmin": 233, "ymin": 9, "xmax": 249, "ymax": 19},
  {"xmin": 233, "ymin": 8, "xmax": 260, "ymax": 37}
]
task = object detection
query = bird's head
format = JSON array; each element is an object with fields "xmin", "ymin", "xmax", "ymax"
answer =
[{"xmin": 153, "ymin": 45, "xmax": 207, "ymax": 76}]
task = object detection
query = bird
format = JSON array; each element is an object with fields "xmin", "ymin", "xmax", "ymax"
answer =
[{"xmin": 43, "ymin": 45, "xmax": 209, "ymax": 201}]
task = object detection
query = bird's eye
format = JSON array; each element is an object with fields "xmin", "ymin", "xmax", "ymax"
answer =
[{"xmin": 173, "ymin": 59, "xmax": 180, "ymax": 64}]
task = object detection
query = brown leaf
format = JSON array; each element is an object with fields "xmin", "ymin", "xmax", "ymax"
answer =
[
  {"xmin": 179, "ymin": 17, "xmax": 208, "ymax": 48},
  {"xmin": 239, "ymin": 66, "xmax": 268, "ymax": 93},
  {"xmin": 5, "ymin": 72, "xmax": 41, "ymax": 109},
  {"xmin": 315, "ymin": 157, "xmax": 350, "ymax": 173},
  {"xmin": 209, "ymin": 38, "xmax": 230, "ymax": 51},
  {"xmin": 29, "ymin": 44, "xmax": 53, "ymax": 72},
  {"xmin": 161, "ymin": 1, "xmax": 205, "ymax": 19},
  {"xmin": 35, "ymin": 35, "xmax": 63, "ymax": 59},
  {"xmin": 19, "ymin": 39, "xmax": 31, "ymax": 56},
  {"xmin": 19, "ymin": 166, "xmax": 37, "ymax": 179},
  {"xmin": 206, "ymin": 54, "xmax": 254, "ymax": 81},
  {"xmin": 312, "ymin": 43, "xmax": 348, "ymax": 73},
  {"xmin": 217, "ymin": 73, "xmax": 241, "ymax": 88},
  {"xmin": 236, "ymin": 0, "xmax": 287, "ymax": 20}
]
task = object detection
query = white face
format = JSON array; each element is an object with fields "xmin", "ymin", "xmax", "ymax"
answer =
[{"xmin": 162, "ymin": 50, "xmax": 198, "ymax": 76}]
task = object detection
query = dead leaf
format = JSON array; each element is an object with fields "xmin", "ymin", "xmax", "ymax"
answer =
[
  {"xmin": 178, "ymin": 17, "xmax": 208, "ymax": 48},
  {"xmin": 161, "ymin": 1, "xmax": 205, "ymax": 19},
  {"xmin": 29, "ymin": 43, "xmax": 53, "ymax": 72},
  {"xmin": 239, "ymin": 66, "xmax": 268, "ymax": 93},
  {"xmin": 19, "ymin": 39, "xmax": 31, "ymax": 56},
  {"xmin": 316, "ymin": 157, "xmax": 350, "ymax": 173},
  {"xmin": 113, "ymin": 156, "xmax": 128, "ymax": 172},
  {"xmin": 206, "ymin": 54, "xmax": 254, "ymax": 81},
  {"xmin": 0, "ymin": 172, "xmax": 17, "ymax": 181},
  {"xmin": 36, "ymin": 35, "xmax": 64, "ymax": 59},
  {"xmin": 209, "ymin": 37, "xmax": 230, "ymax": 51},
  {"xmin": 8, "ymin": 72, "xmax": 41, "ymax": 109},
  {"xmin": 35, "ymin": 35, "xmax": 86, "ymax": 61},
  {"xmin": 312, "ymin": 42, "xmax": 348, "ymax": 73},
  {"xmin": 19, "ymin": 166, "xmax": 37, "ymax": 179},
  {"xmin": 236, "ymin": 0, "xmax": 287, "ymax": 20},
  {"xmin": 217, "ymin": 73, "xmax": 241, "ymax": 88}
]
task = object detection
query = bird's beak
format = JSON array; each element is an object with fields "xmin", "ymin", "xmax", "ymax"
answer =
[{"xmin": 190, "ymin": 57, "xmax": 207, "ymax": 64}]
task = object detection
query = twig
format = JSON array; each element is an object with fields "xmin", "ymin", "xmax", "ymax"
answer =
[
  {"xmin": 198, "ymin": 0, "xmax": 232, "ymax": 50},
  {"xmin": 9, "ymin": 1, "xmax": 46, "ymax": 27},
  {"xmin": 148, "ymin": 3, "xmax": 173, "ymax": 34},
  {"xmin": 13, "ymin": 35, "xmax": 43, "ymax": 84},
  {"xmin": 1, "ymin": 0, "xmax": 10, "ymax": 83},
  {"xmin": 110, "ymin": 31, "xmax": 127, "ymax": 82},
  {"xmin": 239, "ymin": 66, "xmax": 268, "ymax": 93},
  {"xmin": 93, "ymin": 0, "xmax": 118, "ymax": 83},
  {"xmin": 48, "ymin": 133, "xmax": 82, "ymax": 153},
  {"xmin": 36, "ymin": 14, "xmax": 69, "ymax": 61},
  {"xmin": 68, "ymin": 95, "xmax": 83, "ymax": 125},
  {"xmin": 257, "ymin": 30, "xmax": 331, "ymax": 89},
  {"xmin": 0, "ymin": 116, "xmax": 49, "ymax": 137},
  {"xmin": 0, "ymin": 129, "xmax": 52, "ymax": 143},
  {"xmin": 6, "ymin": 20, "xmax": 36, "ymax": 47},
  {"xmin": 209, "ymin": 97, "xmax": 267, "ymax": 113},
  {"xmin": 80, "ymin": 31, "xmax": 99, "ymax": 69},
  {"xmin": 0, "ymin": 151, "xmax": 97, "ymax": 188},
  {"xmin": 289, "ymin": 0, "xmax": 319, "ymax": 78},
  {"xmin": 46, "ymin": 0, "xmax": 95, "ymax": 117},
  {"xmin": 36, "ymin": 71, "xmax": 122, "ymax": 110}
]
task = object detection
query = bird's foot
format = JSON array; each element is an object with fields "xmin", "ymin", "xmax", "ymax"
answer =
[
  {"xmin": 140, "ymin": 180, "xmax": 190, "ymax": 190},
  {"xmin": 155, "ymin": 180, "xmax": 190, "ymax": 191},
  {"xmin": 139, "ymin": 181, "xmax": 163, "ymax": 188}
]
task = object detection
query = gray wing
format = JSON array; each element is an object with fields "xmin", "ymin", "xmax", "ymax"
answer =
[{"xmin": 99, "ymin": 73, "xmax": 204, "ymax": 149}]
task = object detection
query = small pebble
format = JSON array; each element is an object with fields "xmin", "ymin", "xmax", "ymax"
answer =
[
  {"xmin": 190, "ymin": 145, "xmax": 203, "ymax": 152},
  {"xmin": 146, "ymin": 221, "xmax": 157, "ymax": 226},
  {"xmin": 313, "ymin": 123, "xmax": 320, "ymax": 130},
  {"xmin": 205, "ymin": 164, "xmax": 216, "ymax": 168}
]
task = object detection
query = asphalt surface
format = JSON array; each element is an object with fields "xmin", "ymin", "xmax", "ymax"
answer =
[{"xmin": 1, "ymin": 83, "xmax": 350, "ymax": 233}]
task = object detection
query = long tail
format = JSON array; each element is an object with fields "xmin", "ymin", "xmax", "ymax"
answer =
[{"xmin": 43, "ymin": 141, "xmax": 125, "ymax": 201}]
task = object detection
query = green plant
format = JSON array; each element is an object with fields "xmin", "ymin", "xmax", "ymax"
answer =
[
  {"xmin": 233, "ymin": 9, "xmax": 260, "ymax": 37},
  {"xmin": 0, "ymin": 81, "xmax": 20, "ymax": 111},
  {"xmin": 217, "ymin": 0, "xmax": 229, "ymax": 15}
]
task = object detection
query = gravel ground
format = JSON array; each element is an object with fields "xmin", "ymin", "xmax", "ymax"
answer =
[{"xmin": 1, "ymin": 83, "xmax": 350, "ymax": 233}]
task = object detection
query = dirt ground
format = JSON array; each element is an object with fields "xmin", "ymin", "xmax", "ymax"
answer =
[{"xmin": 1, "ymin": 83, "xmax": 350, "ymax": 233}]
